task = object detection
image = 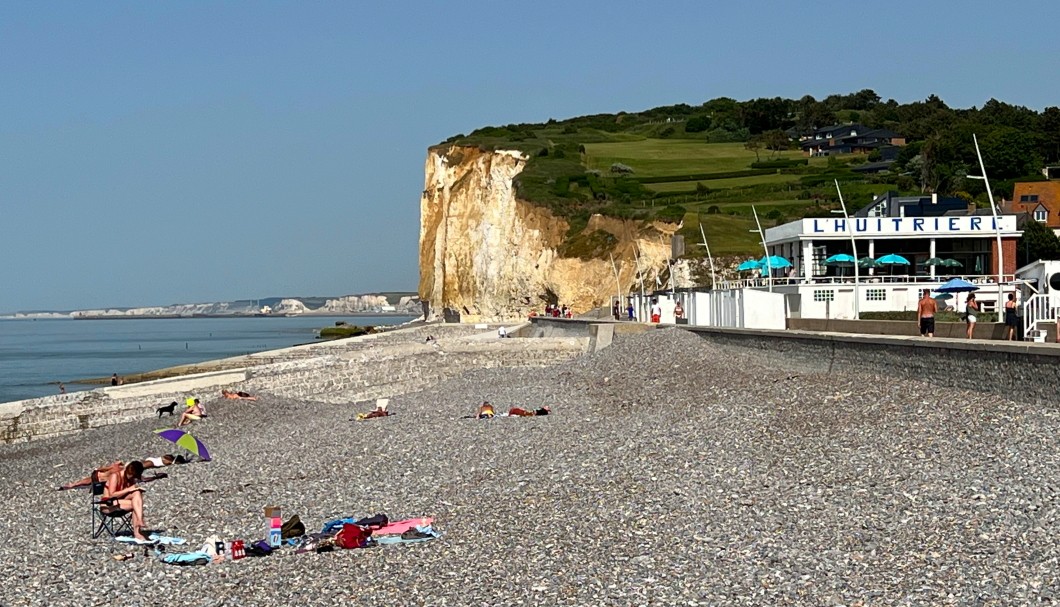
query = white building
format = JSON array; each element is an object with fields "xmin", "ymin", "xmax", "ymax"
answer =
[{"xmin": 757, "ymin": 213, "xmax": 1021, "ymax": 318}]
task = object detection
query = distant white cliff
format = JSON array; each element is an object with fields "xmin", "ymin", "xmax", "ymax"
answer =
[{"xmin": 5, "ymin": 293, "xmax": 421, "ymax": 319}]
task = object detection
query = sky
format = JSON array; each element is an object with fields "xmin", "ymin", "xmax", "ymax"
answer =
[{"xmin": 2, "ymin": 1, "xmax": 1058, "ymax": 312}]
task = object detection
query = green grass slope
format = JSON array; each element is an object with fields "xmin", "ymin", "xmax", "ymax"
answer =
[{"xmin": 440, "ymin": 126, "xmax": 912, "ymax": 258}]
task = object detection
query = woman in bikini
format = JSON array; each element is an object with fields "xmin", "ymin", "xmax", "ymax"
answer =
[
  {"xmin": 965, "ymin": 293, "xmax": 980, "ymax": 339},
  {"xmin": 103, "ymin": 461, "xmax": 148, "ymax": 541},
  {"xmin": 59, "ymin": 454, "xmax": 186, "ymax": 490}
]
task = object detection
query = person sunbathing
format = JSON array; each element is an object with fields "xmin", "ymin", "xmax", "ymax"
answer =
[
  {"xmin": 177, "ymin": 398, "xmax": 204, "ymax": 427},
  {"xmin": 221, "ymin": 389, "xmax": 257, "ymax": 400},
  {"xmin": 103, "ymin": 461, "xmax": 149, "ymax": 541},
  {"xmin": 60, "ymin": 454, "xmax": 187, "ymax": 490},
  {"xmin": 506, "ymin": 406, "xmax": 551, "ymax": 417},
  {"xmin": 356, "ymin": 400, "xmax": 391, "ymax": 420},
  {"xmin": 477, "ymin": 401, "xmax": 495, "ymax": 419}
]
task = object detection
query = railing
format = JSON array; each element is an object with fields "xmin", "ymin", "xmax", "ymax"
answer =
[
  {"xmin": 1023, "ymin": 293, "xmax": 1057, "ymax": 338},
  {"xmin": 716, "ymin": 274, "xmax": 1012, "ymax": 291}
]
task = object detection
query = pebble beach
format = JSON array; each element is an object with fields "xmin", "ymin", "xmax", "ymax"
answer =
[{"xmin": 1, "ymin": 327, "xmax": 1058, "ymax": 606}]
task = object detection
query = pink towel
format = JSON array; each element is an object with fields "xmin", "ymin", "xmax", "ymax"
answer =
[{"xmin": 374, "ymin": 517, "xmax": 433, "ymax": 535}]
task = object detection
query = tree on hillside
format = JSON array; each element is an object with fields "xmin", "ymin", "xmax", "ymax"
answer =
[
  {"xmin": 1038, "ymin": 107, "xmax": 1060, "ymax": 164},
  {"xmin": 744, "ymin": 136, "xmax": 763, "ymax": 162},
  {"xmin": 979, "ymin": 127, "xmax": 1042, "ymax": 180},
  {"xmin": 685, "ymin": 115, "xmax": 711, "ymax": 133},
  {"xmin": 1018, "ymin": 218, "xmax": 1060, "ymax": 266},
  {"xmin": 763, "ymin": 130, "xmax": 790, "ymax": 158}
]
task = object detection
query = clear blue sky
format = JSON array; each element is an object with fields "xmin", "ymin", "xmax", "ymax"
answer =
[{"xmin": 2, "ymin": 1, "xmax": 1057, "ymax": 312}]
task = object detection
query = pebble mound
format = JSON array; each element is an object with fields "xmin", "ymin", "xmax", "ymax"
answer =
[{"xmin": 1, "ymin": 328, "xmax": 1058, "ymax": 606}]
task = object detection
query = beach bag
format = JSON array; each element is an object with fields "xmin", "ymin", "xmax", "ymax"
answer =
[
  {"xmin": 245, "ymin": 540, "xmax": 273, "ymax": 557},
  {"xmin": 354, "ymin": 513, "xmax": 389, "ymax": 529},
  {"xmin": 282, "ymin": 515, "xmax": 306, "ymax": 539},
  {"xmin": 335, "ymin": 524, "xmax": 370, "ymax": 549}
]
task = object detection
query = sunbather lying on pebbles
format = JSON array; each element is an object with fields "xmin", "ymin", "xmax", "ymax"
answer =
[
  {"xmin": 506, "ymin": 406, "xmax": 550, "ymax": 417},
  {"xmin": 221, "ymin": 389, "xmax": 258, "ymax": 400},
  {"xmin": 477, "ymin": 401, "xmax": 495, "ymax": 419},
  {"xmin": 356, "ymin": 400, "xmax": 392, "ymax": 420},
  {"xmin": 59, "ymin": 454, "xmax": 187, "ymax": 490}
]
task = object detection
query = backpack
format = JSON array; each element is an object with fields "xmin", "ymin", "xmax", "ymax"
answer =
[
  {"xmin": 335, "ymin": 524, "xmax": 370, "ymax": 549},
  {"xmin": 281, "ymin": 515, "xmax": 306, "ymax": 539}
]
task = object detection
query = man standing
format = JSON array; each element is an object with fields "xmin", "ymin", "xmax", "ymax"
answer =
[
  {"xmin": 917, "ymin": 289, "xmax": 938, "ymax": 337},
  {"xmin": 650, "ymin": 299, "xmax": 662, "ymax": 323}
]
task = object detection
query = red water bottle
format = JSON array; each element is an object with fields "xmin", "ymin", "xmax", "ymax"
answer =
[{"xmin": 231, "ymin": 540, "xmax": 245, "ymax": 560}]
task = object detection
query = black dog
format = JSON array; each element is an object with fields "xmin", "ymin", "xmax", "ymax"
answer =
[{"xmin": 156, "ymin": 401, "xmax": 178, "ymax": 418}]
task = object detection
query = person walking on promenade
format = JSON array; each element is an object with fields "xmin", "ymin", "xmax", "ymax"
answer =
[
  {"xmin": 965, "ymin": 293, "xmax": 980, "ymax": 339},
  {"xmin": 1005, "ymin": 293, "xmax": 1019, "ymax": 341},
  {"xmin": 650, "ymin": 299, "xmax": 662, "ymax": 324},
  {"xmin": 917, "ymin": 289, "xmax": 938, "ymax": 337},
  {"xmin": 674, "ymin": 301, "xmax": 685, "ymax": 322},
  {"xmin": 626, "ymin": 301, "xmax": 634, "ymax": 321}
]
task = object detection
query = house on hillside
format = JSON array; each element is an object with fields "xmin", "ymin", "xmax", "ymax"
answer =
[
  {"xmin": 798, "ymin": 123, "xmax": 906, "ymax": 157},
  {"xmin": 1004, "ymin": 180, "xmax": 1060, "ymax": 234},
  {"xmin": 855, "ymin": 191, "xmax": 971, "ymax": 219}
]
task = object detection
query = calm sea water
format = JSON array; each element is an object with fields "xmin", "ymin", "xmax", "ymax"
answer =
[{"xmin": 0, "ymin": 315, "xmax": 415, "ymax": 403}]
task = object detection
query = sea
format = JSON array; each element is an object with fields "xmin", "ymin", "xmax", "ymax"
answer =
[{"xmin": 0, "ymin": 315, "xmax": 416, "ymax": 403}]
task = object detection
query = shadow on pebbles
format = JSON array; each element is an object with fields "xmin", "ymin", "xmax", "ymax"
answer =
[{"xmin": 1, "ymin": 328, "xmax": 1058, "ymax": 605}]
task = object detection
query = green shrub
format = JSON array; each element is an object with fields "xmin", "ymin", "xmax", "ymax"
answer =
[
  {"xmin": 635, "ymin": 169, "xmax": 773, "ymax": 184},
  {"xmin": 860, "ymin": 311, "xmax": 998, "ymax": 323},
  {"xmin": 706, "ymin": 205, "xmax": 721, "ymax": 214},
  {"xmin": 750, "ymin": 159, "xmax": 808, "ymax": 169},
  {"xmin": 655, "ymin": 204, "xmax": 686, "ymax": 222},
  {"xmin": 558, "ymin": 229, "xmax": 619, "ymax": 260},
  {"xmin": 319, "ymin": 325, "xmax": 376, "ymax": 339}
]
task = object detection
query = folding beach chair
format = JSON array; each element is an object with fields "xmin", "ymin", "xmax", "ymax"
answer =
[{"xmin": 90, "ymin": 472, "xmax": 132, "ymax": 538}]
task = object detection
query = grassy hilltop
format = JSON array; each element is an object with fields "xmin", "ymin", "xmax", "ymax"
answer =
[{"xmin": 438, "ymin": 91, "xmax": 1059, "ymax": 258}]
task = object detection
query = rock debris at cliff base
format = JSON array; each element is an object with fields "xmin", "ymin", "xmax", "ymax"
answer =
[{"xmin": 1, "ymin": 328, "xmax": 1058, "ymax": 605}]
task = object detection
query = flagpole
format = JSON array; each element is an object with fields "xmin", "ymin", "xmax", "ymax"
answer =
[
  {"xmin": 698, "ymin": 223, "xmax": 717, "ymax": 289},
  {"xmin": 835, "ymin": 179, "xmax": 860, "ymax": 320},
  {"xmin": 970, "ymin": 134, "xmax": 1005, "ymax": 310},
  {"xmin": 751, "ymin": 205, "xmax": 772, "ymax": 293}
]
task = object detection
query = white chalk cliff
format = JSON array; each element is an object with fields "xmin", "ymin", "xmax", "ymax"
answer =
[{"xmin": 419, "ymin": 145, "xmax": 679, "ymax": 322}]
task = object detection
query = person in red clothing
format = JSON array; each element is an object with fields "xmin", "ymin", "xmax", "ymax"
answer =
[{"xmin": 506, "ymin": 406, "xmax": 550, "ymax": 417}]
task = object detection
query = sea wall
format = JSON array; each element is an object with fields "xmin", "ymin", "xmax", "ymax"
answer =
[
  {"xmin": 0, "ymin": 325, "xmax": 589, "ymax": 444},
  {"xmin": 0, "ymin": 370, "xmax": 248, "ymax": 444},
  {"xmin": 688, "ymin": 326, "xmax": 1060, "ymax": 404}
]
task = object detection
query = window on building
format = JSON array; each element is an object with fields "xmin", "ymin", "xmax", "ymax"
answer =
[
  {"xmin": 1021, "ymin": 194, "xmax": 1040, "ymax": 203},
  {"xmin": 1035, "ymin": 209, "xmax": 1048, "ymax": 222},
  {"xmin": 813, "ymin": 290, "xmax": 835, "ymax": 302},
  {"xmin": 867, "ymin": 202, "xmax": 886, "ymax": 217},
  {"xmin": 866, "ymin": 288, "xmax": 887, "ymax": 301}
]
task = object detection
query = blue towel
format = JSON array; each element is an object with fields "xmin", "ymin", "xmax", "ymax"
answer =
[{"xmin": 158, "ymin": 551, "xmax": 211, "ymax": 566}]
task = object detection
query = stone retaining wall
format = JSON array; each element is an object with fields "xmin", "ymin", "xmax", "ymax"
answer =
[
  {"xmin": 0, "ymin": 370, "xmax": 248, "ymax": 444},
  {"xmin": 689, "ymin": 326, "xmax": 1060, "ymax": 405}
]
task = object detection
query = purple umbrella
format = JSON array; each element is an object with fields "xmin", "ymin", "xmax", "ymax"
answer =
[{"xmin": 154, "ymin": 428, "xmax": 211, "ymax": 461}]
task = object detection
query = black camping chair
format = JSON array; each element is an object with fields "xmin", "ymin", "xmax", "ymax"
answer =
[{"xmin": 90, "ymin": 472, "xmax": 132, "ymax": 538}]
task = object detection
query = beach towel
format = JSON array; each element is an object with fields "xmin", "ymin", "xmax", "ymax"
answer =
[
  {"xmin": 117, "ymin": 534, "xmax": 186, "ymax": 546},
  {"xmin": 374, "ymin": 525, "xmax": 441, "ymax": 545},
  {"xmin": 373, "ymin": 518, "xmax": 434, "ymax": 536},
  {"xmin": 158, "ymin": 551, "xmax": 211, "ymax": 566}
]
